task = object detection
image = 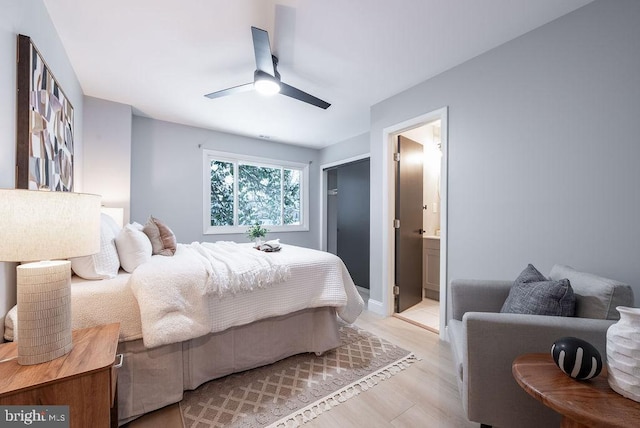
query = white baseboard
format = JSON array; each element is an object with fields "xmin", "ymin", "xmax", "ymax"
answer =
[{"xmin": 367, "ymin": 298, "xmax": 385, "ymax": 316}]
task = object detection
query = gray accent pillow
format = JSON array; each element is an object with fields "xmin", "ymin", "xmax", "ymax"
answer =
[{"xmin": 501, "ymin": 264, "xmax": 575, "ymax": 316}]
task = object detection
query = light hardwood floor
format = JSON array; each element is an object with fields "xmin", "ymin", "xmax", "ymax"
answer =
[
  {"xmin": 125, "ymin": 309, "xmax": 476, "ymax": 428},
  {"xmin": 394, "ymin": 297, "xmax": 440, "ymax": 334}
]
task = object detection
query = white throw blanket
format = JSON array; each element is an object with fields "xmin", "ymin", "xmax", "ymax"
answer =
[
  {"xmin": 129, "ymin": 243, "xmax": 364, "ymax": 348},
  {"xmin": 190, "ymin": 241, "xmax": 290, "ymax": 296}
]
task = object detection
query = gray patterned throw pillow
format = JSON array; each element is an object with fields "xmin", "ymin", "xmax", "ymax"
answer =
[{"xmin": 500, "ymin": 264, "xmax": 576, "ymax": 316}]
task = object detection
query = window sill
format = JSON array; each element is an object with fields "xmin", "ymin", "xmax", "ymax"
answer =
[{"xmin": 203, "ymin": 225, "xmax": 309, "ymax": 235}]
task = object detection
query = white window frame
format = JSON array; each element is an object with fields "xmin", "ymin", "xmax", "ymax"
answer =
[{"xmin": 202, "ymin": 149, "xmax": 310, "ymax": 234}]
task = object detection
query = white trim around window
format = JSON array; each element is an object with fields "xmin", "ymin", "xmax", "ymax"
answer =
[{"xmin": 202, "ymin": 149, "xmax": 310, "ymax": 235}]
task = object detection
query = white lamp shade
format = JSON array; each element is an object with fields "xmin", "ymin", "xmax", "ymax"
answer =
[{"xmin": 0, "ymin": 189, "xmax": 101, "ymax": 262}]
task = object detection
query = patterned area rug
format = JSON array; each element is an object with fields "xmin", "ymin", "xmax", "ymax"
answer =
[{"xmin": 180, "ymin": 324, "xmax": 416, "ymax": 428}]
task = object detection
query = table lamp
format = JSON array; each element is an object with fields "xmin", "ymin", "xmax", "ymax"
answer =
[{"xmin": 0, "ymin": 189, "xmax": 101, "ymax": 365}]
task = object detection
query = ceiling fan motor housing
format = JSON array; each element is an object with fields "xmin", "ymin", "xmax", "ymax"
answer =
[
  {"xmin": 254, "ymin": 69, "xmax": 281, "ymax": 95},
  {"xmin": 254, "ymin": 68, "xmax": 280, "ymax": 83}
]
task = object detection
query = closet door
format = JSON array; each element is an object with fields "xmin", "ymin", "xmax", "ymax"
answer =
[{"xmin": 337, "ymin": 159, "xmax": 370, "ymax": 289}]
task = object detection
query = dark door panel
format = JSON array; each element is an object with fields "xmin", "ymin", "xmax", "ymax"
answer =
[
  {"xmin": 337, "ymin": 159, "xmax": 370, "ymax": 288},
  {"xmin": 395, "ymin": 136, "xmax": 423, "ymax": 312}
]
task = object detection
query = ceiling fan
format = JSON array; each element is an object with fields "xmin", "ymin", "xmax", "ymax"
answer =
[{"xmin": 204, "ymin": 27, "xmax": 330, "ymax": 109}]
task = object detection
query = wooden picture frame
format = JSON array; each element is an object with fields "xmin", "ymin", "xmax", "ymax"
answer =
[{"xmin": 16, "ymin": 34, "xmax": 74, "ymax": 191}]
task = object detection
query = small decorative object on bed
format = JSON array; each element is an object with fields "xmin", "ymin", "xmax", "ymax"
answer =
[
  {"xmin": 551, "ymin": 336, "xmax": 602, "ymax": 380},
  {"xmin": 256, "ymin": 239, "xmax": 281, "ymax": 252},
  {"xmin": 607, "ymin": 306, "xmax": 640, "ymax": 402},
  {"xmin": 246, "ymin": 223, "xmax": 269, "ymax": 247}
]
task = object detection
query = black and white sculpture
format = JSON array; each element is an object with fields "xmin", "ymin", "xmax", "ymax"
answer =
[{"xmin": 551, "ymin": 336, "xmax": 602, "ymax": 380}]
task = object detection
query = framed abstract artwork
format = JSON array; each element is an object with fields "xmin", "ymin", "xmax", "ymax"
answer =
[{"xmin": 16, "ymin": 34, "xmax": 74, "ymax": 191}]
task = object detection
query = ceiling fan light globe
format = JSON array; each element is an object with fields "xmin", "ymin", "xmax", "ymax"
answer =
[{"xmin": 254, "ymin": 78, "xmax": 281, "ymax": 96}]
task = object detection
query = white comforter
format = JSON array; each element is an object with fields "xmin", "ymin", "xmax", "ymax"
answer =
[
  {"xmin": 130, "ymin": 243, "xmax": 364, "ymax": 348},
  {"xmin": 5, "ymin": 272, "xmax": 143, "ymax": 343}
]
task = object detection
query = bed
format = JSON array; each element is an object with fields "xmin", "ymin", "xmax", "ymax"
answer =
[{"xmin": 4, "ymin": 240, "xmax": 364, "ymax": 424}]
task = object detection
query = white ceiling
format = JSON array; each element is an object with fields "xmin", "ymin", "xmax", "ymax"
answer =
[{"xmin": 43, "ymin": 0, "xmax": 593, "ymax": 149}]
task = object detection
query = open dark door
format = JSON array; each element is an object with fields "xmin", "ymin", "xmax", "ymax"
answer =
[
  {"xmin": 395, "ymin": 135, "xmax": 424, "ymax": 312},
  {"xmin": 337, "ymin": 159, "xmax": 370, "ymax": 288}
]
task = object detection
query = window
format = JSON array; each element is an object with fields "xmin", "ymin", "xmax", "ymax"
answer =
[{"xmin": 203, "ymin": 150, "xmax": 309, "ymax": 234}]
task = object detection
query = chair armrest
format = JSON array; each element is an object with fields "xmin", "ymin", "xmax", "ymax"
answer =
[
  {"xmin": 450, "ymin": 279, "xmax": 512, "ymax": 320},
  {"xmin": 461, "ymin": 312, "xmax": 615, "ymax": 427},
  {"xmin": 464, "ymin": 312, "xmax": 614, "ymax": 357}
]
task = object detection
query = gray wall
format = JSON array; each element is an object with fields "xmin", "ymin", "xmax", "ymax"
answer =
[
  {"xmin": 131, "ymin": 116, "xmax": 321, "ymax": 248},
  {"xmin": 83, "ymin": 96, "xmax": 132, "ymax": 223},
  {"xmin": 0, "ymin": 0, "xmax": 84, "ymax": 336},
  {"xmin": 319, "ymin": 132, "xmax": 370, "ymax": 165},
  {"xmin": 370, "ymin": 0, "xmax": 640, "ymax": 312}
]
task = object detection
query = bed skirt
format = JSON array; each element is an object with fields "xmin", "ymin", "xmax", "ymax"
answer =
[{"xmin": 117, "ymin": 306, "xmax": 341, "ymax": 425}]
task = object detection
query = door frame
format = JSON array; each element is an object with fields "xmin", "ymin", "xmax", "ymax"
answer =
[
  {"xmin": 319, "ymin": 153, "xmax": 371, "ymax": 252},
  {"xmin": 382, "ymin": 107, "xmax": 448, "ymax": 340}
]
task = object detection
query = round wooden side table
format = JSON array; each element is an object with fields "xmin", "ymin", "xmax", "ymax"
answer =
[{"xmin": 512, "ymin": 353, "xmax": 640, "ymax": 428}]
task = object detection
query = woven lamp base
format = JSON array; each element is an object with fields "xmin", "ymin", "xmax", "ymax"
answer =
[{"xmin": 17, "ymin": 260, "xmax": 73, "ymax": 365}]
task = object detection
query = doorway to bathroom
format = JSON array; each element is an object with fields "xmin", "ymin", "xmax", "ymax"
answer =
[{"xmin": 392, "ymin": 118, "xmax": 444, "ymax": 334}]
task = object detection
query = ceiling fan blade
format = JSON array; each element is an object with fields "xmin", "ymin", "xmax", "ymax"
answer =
[
  {"xmin": 273, "ymin": 5, "xmax": 296, "ymax": 62},
  {"xmin": 280, "ymin": 82, "xmax": 330, "ymax": 109},
  {"xmin": 251, "ymin": 26, "xmax": 275, "ymax": 76},
  {"xmin": 204, "ymin": 82, "xmax": 254, "ymax": 99}
]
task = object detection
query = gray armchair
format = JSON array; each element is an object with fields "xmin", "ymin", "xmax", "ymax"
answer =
[{"xmin": 446, "ymin": 264, "xmax": 634, "ymax": 428}]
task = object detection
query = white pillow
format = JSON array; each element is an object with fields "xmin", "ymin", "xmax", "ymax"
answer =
[
  {"xmin": 4, "ymin": 305, "xmax": 17, "ymax": 341},
  {"xmin": 70, "ymin": 213, "xmax": 121, "ymax": 280},
  {"xmin": 115, "ymin": 222, "xmax": 152, "ymax": 273},
  {"xmin": 102, "ymin": 212, "xmax": 121, "ymax": 237}
]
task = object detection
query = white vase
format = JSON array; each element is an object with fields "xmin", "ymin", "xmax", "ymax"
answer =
[{"xmin": 607, "ymin": 306, "xmax": 640, "ymax": 402}]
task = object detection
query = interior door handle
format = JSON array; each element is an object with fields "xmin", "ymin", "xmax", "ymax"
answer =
[
  {"xmin": 114, "ymin": 353, "xmax": 124, "ymax": 369},
  {"xmin": 418, "ymin": 229, "xmax": 425, "ymax": 235}
]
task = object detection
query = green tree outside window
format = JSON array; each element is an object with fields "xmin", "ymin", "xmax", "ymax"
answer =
[{"xmin": 209, "ymin": 160, "xmax": 302, "ymax": 228}]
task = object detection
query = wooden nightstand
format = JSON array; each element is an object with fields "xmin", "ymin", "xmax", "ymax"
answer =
[{"xmin": 0, "ymin": 323, "xmax": 120, "ymax": 428}]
